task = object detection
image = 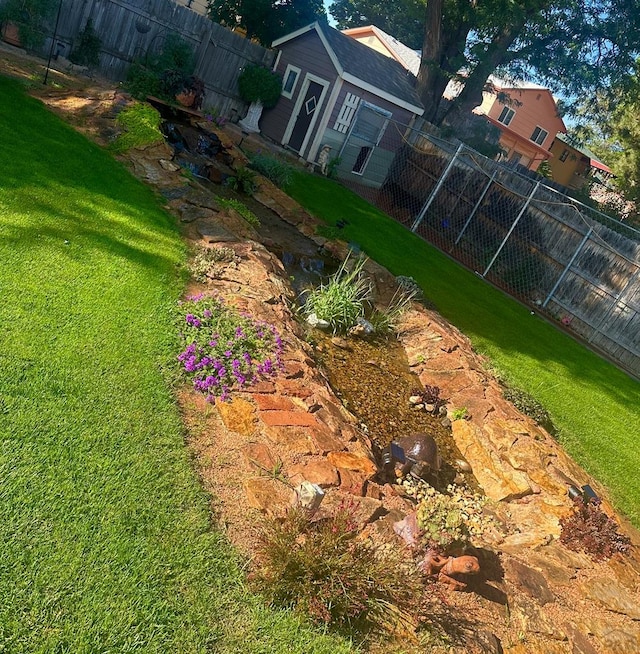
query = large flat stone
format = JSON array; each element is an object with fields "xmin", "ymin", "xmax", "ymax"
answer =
[
  {"xmin": 197, "ymin": 222, "xmax": 237, "ymax": 243},
  {"xmin": 216, "ymin": 397, "xmax": 257, "ymax": 435},
  {"xmin": 580, "ymin": 576, "xmax": 640, "ymax": 620},
  {"xmin": 451, "ymin": 419, "xmax": 533, "ymax": 501}
]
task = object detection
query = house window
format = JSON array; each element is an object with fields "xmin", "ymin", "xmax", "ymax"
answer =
[
  {"xmin": 333, "ymin": 92, "xmax": 360, "ymax": 133},
  {"xmin": 559, "ymin": 148, "xmax": 570, "ymax": 162},
  {"xmin": 497, "ymin": 106, "xmax": 515, "ymax": 126},
  {"xmin": 281, "ymin": 65, "xmax": 300, "ymax": 99},
  {"xmin": 530, "ymin": 126, "xmax": 548, "ymax": 146},
  {"xmin": 352, "ymin": 146, "xmax": 373, "ymax": 174}
]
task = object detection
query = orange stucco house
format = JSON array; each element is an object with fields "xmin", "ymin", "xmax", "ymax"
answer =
[
  {"xmin": 474, "ymin": 79, "xmax": 567, "ymax": 171},
  {"xmin": 547, "ymin": 132, "xmax": 613, "ymax": 190}
]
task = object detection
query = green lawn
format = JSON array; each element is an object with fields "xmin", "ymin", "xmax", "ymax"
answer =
[
  {"xmin": 287, "ymin": 172, "xmax": 640, "ymax": 526},
  {"xmin": 0, "ymin": 76, "xmax": 352, "ymax": 653}
]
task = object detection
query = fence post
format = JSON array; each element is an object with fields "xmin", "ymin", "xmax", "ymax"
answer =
[
  {"xmin": 454, "ymin": 170, "xmax": 497, "ymax": 247},
  {"xmin": 542, "ymin": 227, "xmax": 593, "ymax": 309},
  {"xmin": 411, "ymin": 142, "xmax": 464, "ymax": 232},
  {"xmin": 482, "ymin": 181, "xmax": 540, "ymax": 277}
]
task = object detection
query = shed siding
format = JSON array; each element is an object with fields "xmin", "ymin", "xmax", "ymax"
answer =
[{"xmin": 260, "ymin": 31, "xmax": 338, "ymax": 146}]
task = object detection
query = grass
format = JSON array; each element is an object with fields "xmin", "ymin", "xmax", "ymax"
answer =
[
  {"xmin": 286, "ymin": 171, "xmax": 640, "ymax": 527},
  {"xmin": 0, "ymin": 76, "xmax": 353, "ymax": 653}
]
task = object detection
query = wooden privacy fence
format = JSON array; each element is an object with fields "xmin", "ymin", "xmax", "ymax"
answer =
[
  {"xmin": 33, "ymin": 0, "xmax": 274, "ymax": 117},
  {"xmin": 336, "ymin": 112, "xmax": 640, "ymax": 377}
]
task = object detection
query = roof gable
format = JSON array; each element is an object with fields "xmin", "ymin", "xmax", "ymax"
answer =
[{"xmin": 272, "ymin": 22, "xmax": 423, "ymax": 115}]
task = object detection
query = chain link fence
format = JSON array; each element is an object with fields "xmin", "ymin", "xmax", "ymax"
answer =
[{"xmin": 334, "ymin": 106, "xmax": 640, "ymax": 377}]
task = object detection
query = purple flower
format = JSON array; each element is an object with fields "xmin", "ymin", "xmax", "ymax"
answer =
[
  {"xmin": 185, "ymin": 314, "xmax": 201, "ymax": 328},
  {"xmin": 224, "ymin": 350, "xmax": 232, "ymax": 357},
  {"xmin": 203, "ymin": 309, "xmax": 212, "ymax": 319},
  {"xmin": 235, "ymin": 326, "xmax": 245, "ymax": 338}
]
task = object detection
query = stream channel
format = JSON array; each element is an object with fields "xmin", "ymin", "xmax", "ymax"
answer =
[{"xmin": 162, "ymin": 114, "xmax": 470, "ymax": 489}]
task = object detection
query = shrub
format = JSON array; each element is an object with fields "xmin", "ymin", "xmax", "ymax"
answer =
[
  {"xmin": 110, "ymin": 103, "xmax": 164, "ymax": 153},
  {"xmin": 254, "ymin": 505, "xmax": 422, "ymax": 634},
  {"xmin": 225, "ymin": 166, "xmax": 257, "ymax": 195},
  {"xmin": 176, "ymin": 293, "xmax": 284, "ymax": 401},
  {"xmin": 0, "ymin": 0, "xmax": 56, "ymax": 49},
  {"xmin": 125, "ymin": 33, "xmax": 195, "ymax": 102},
  {"xmin": 303, "ymin": 252, "xmax": 372, "ymax": 334},
  {"xmin": 217, "ymin": 197, "xmax": 260, "ymax": 227},
  {"xmin": 189, "ymin": 245, "xmax": 237, "ymax": 282},
  {"xmin": 248, "ymin": 152, "xmax": 295, "ymax": 188},
  {"xmin": 237, "ymin": 64, "xmax": 282, "ymax": 108},
  {"xmin": 415, "ymin": 482, "xmax": 495, "ymax": 552},
  {"xmin": 69, "ymin": 19, "xmax": 101, "ymax": 67},
  {"xmin": 368, "ymin": 285, "xmax": 417, "ymax": 335},
  {"xmin": 560, "ymin": 495, "xmax": 630, "ymax": 561}
]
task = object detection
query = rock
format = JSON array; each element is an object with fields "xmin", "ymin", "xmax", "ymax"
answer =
[
  {"xmin": 451, "ymin": 420, "xmax": 533, "ymax": 501},
  {"xmin": 327, "ymin": 451, "xmax": 377, "ymax": 477},
  {"xmin": 337, "ymin": 468, "xmax": 370, "ymax": 495},
  {"xmin": 393, "ymin": 512, "xmax": 420, "ymax": 548},
  {"xmin": 563, "ymin": 623, "xmax": 599, "ymax": 654},
  {"xmin": 306, "ymin": 312, "xmax": 330, "ymax": 329},
  {"xmin": 504, "ymin": 559, "xmax": 556, "ymax": 605},
  {"xmin": 216, "ymin": 397, "xmax": 257, "ymax": 435},
  {"xmin": 159, "ymin": 158, "xmax": 180, "ymax": 171},
  {"xmin": 287, "ymin": 459, "xmax": 339, "ymax": 488},
  {"xmin": 475, "ymin": 630, "xmax": 504, "ymax": 654},
  {"xmin": 244, "ymin": 477, "xmax": 295, "ymax": 514},
  {"xmin": 264, "ymin": 425, "xmax": 316, "ymax": 456},
  {"xmin": 580, "ymin": 576, "xmax": 640, "ymax": 620},
  {"xmin": 454, "ymin": 458, "xmax": 472, "ymax": 473},
  {"xmin": 330, "ymin": 336, "xmax": 351, "ymax": 350},
  {"xmin": 308, "ymin": 428, "xmax": 346, "ymax": 455},
  {"xmin": 242, "ymin": 442, "xmax": 279, "ymax": 472},
  {"xmin": 409, "ymin": 395, "xmax": 422, "ymax": 405},
  {"xmin": 512, "ymin": 596, "xmax": 565, "ymax": 639},
  {"xmin": 196, "ymin": 222, "xmax": 237, "ymax": 243},
  {"xmin": 348, "ymin": 317, "xmax": 374, "ymax": 337},
  {"xmin": 321, "ymin": 492, "xmax": 385, "ymax": 526}
]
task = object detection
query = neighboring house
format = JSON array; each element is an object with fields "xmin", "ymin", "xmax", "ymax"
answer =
[
  {"xmin": 174, "ymin": 0, "xmax": 208, "ymax": 15},
  {"xmin": 260, "ymin": 21, "xmax": 423, "ymax": 185},
  {"xmin": 341, "ymin": 25, "xmax": 420, "ymax": 75},
  {"xmin": 472, "ymin": 78, "xmax": 567, "ymax": 171},
  {"xmin": 547, "ymin": 132, "xmax": 613, "ymax": 190}
]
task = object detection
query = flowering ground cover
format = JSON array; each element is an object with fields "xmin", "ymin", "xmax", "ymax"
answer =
[
  {"xmin": 0, "ymin": 76, "xmax": 352, "ymax": 653},
  {"xmin": 286, "ymin": 171, "xmax": 640, "ymax": 527}
]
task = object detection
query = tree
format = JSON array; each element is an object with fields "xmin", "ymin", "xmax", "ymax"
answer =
[
  {"xmin": 208, "ymin": 0, "xmax": 326, "ymax": 46},
  {"xmin": 328, "ymin": 0, "xmax": 426, "ymax": 49}
]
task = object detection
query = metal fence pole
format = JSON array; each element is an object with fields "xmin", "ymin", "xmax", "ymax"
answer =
[
  {"xmin": 411, "ymin": 142, "xmax": 464, "ymax": 232},
  {"xmin": 542, "ymin": 227, "xmax": 593, "ymax": 309},
  {"xmin": 482, "ymin": 181, "xmax": 540, "ymax": 277},
  {"xmin": 454, "ymin": 170, "xmax": 497, "ymax": 247}
]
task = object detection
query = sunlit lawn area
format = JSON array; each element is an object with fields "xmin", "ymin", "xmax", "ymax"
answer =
[
  {"xmin": 287, "ymin": 171, "xmax": 640, "ymax": 527},
  {"xmin": 0, "ymin": 76, "xmax": 352, "ymax": 653}
]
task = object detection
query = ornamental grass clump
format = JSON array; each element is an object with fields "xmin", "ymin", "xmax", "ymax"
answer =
[
  {"xmin": 254, "ymin": 505, "xmax": 422, "ymax": 635},
  {"xmin": 303, "ymin": 252, "xmax": 372, "ymax": 334},
  {"xmin": 177, "ymin": 294, "xmax": 283, "ymax": 401}
]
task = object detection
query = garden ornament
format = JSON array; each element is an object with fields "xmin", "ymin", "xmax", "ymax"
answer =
[
  {"xmin": 420, "ymin": 551, "xmax": 480, "ymax": 590},
  {"xmin": 318, "ymin": 144, "xmax": 332, "ymax": 176}
]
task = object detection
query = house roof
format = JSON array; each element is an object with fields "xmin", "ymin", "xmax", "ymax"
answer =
[
  {"xmin": 272, "ymin": 22, "xmax": 423, "ymax": 115},
  {"xmin": 555, "ymin": 133, "xmax": 612, "ymax": 174},
  {"xmin": 341, "ymin": 25, "xmax": 421, "ymax": 75}
]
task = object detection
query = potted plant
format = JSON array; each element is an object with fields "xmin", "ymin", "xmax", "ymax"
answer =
[
  {"xmin": 237, "ymin": 64, "xmax": 281, "ymax": 133},
  {"xmin": 0, "ymin": 0, "xmax": 57, "ymax": 49}
]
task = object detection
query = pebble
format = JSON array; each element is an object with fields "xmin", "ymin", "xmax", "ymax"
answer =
[
  {"xmin": 409, "ymin": 395, "xmax": 422, "ymax": 405},
  {"xmin": 454, "ymin": 458, "xmax": 472, "ymax": 473}
]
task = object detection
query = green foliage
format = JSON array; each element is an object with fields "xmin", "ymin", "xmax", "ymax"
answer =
[
  {"xmin": 368, "ymin": 285, "xmax": 417, "ymax": 335},
  {"xmin": 415, "ymin": 482, "xmax": 494, "ymax": 551},
  {"xmin": 450, "ymin": 407, "xmax": 468, "ymax": 421},
  {"xmin": 315, "ymin": 224, "xmax": 342, "ymax": 240},
  {"xmin": 110, "ymin": 102, "xmax": 164, "ymax": 153},
  {"xmin": 237, "ymin": 64, "xmax": 282, "ymax": 108},
  {"xmin": 125, "ymin": 33, "xmax": 195, "ymax": 102},
  {"xmin": 536, "ymin": 159, "xmax": 552, "ymax": 179},
  {"xmin": 189, "ymin": 244, "xmax": 238, "ymax": 282},
  {"xmin": 209, "ymin": 0, "xmax": 326, "ymax": 45},
  {"xmin": 254, "ymin": 506, "xmax": 422, "ymax": 634},
  {"xmin": 560, "ymin": 496, "xmax": 631, "ymax": 561},
  {"xmin": 326, "ymin": 155, "xmax": 342, "ymax": 179},
  {"xmin": 69, "ymin": 19, "xmax": 101, "ymax": 67},
  {"xmin": 329, "ymin": 0, "xmax": 425, "ymax": 49},
  {"xmin": 248, "ymin": 152, "xmax": 295, "ymax": 188},
  {"xmin": 217, "ymin": 197, "xmax": 261, "ymax": 226},
  {"xmin": 303, "ymin": 252, "xmax": 372, "ymax": 334},
  {"xmin": 225, "ymin": 166, "xmax": 258, "ymax": 195}
]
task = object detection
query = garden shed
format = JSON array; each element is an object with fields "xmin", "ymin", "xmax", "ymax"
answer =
[{"xmin": 260, "ymin": 21, "xmax": 424, "ymax": 187}]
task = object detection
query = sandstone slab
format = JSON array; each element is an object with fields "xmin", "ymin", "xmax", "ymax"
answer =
[
  {"xmin": 580, "ymin": 576, "xmax": 640, "ymax": 620},
  {"xmin": 327, "ymin": 451, "xmax": 377, "ymax": 477},
  {"xmin": 504, "ymin": 559, "xmax": 555, "ymax": 605},
  {"xmin": 287, "ymin": 459, "xmax": 339, "ymax": 488},
  {"xmin": 244, "ymin": 477, "xmax": 294, "ymax": 514},
  {"xmin": 216, "ymin": 397, "xmax": 257, "ymax": 435}
]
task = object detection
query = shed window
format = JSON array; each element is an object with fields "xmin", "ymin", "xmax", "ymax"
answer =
[
  {"xmin": 281, "ymin": 65, "xmax": 300, "ymax": 99},
  {"xmin": 559, "ymin": 148, "xmax": 570, "ymax": 162},
  {"xmin": 530, "ymin": 126, "xmax": 548, "ymax": 146},
  {"xmin": 498, "ymin": 106, "xmax": 515, "ymax": 125}
]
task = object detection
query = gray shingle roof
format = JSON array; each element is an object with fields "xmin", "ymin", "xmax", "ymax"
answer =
[{"xmin": 316, "ymin": 22, "xmax": 423, "ymax": 112}]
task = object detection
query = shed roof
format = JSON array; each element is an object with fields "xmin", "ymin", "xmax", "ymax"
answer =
[{"xmin": 272, "ymin": 21, "xmax": 423, "ymax": 115}]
